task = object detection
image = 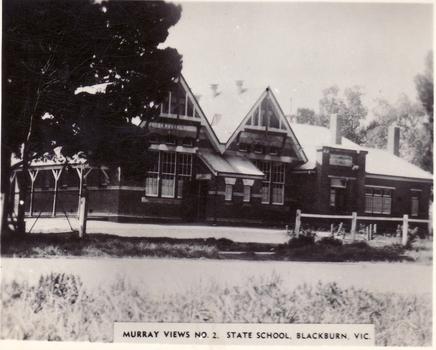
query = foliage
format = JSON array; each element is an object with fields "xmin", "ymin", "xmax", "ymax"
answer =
[
  {"xmin": 2, "ymin": 0, "xmax": 183, "ymax": 231},
  {"xmin": 3, "ymin": 0, "xmax": 182, "ymax": 162},
  {"xmin": 318, "ymin": 85, "xmax": 368, "ymax": 144},
  {"xmin": 2, "ymin": 274, "xmax": 432, "ymax": 345},
  {"xmin": 364, "ymin": 93, "xmax": 432, "ymax": 172},
  {"xmin": 317, "ymin": 236, "xmax": 343, "ymax": 247},
  {"xmin": 286, "ymin": 231, "xmax": 316, "ymax": 248}
]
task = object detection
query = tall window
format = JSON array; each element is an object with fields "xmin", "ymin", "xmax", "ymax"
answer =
[
  {"xmin": 146, "ymin": 152, "xmax": 192, "ymax": 198},
  {"xmin": 271, "ymin": 163, "xmax": 285, "ymax": 204},
  {"xmin": 160, "ymin": 85, "xmax": 199, "ymax": 119},
  {"xmin": 411, "ymin": 191, "xmax": 419, "ymax": 216},
  {"xmin": 365, "ymin": 187, "xmax": 392, "ymax": 214},
  {"xmin": 161, "ymin": 152, "xmax": 176, "ymax": 197},
  {"xmin": 255, "ymin": 161, "xmax": 285, "ymax": 205},
  {"xmin": 177, "ymin": 154, "xmax": 192, "ymax": 198},
  {"xmin": 224, "ymin": 178, "xmax": 236, "ymax": 202},
  {"xmin": 243, "ymin": 179, "xmax": 254, "ymax": 203},
  {"xmin": 243, "ymin": 186, "xmax": 251, "ymax": 202},
  {"xmin": 146, "ymin": 152, "xmax": 160, "ymax": 196},
  {"xmin": 225, "ymin": 184, "xmax": 233, "ymax": 201},
  {"xmin": 382, "ymin": 189, "xmax": 392, "ymax": 214}
]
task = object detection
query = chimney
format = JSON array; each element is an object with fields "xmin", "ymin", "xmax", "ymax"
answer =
[
  {"xmin": 387, "ymin": 124, "xmax": 400, "ymax": 156},
  {"xmin": 194, "ymin": 94, "xmax": 201, "ymax": 102},
  {"xmin": 236, "ymin": 80, "xmax": 244, "ymax": 95},
  {"xmin": 330, "ymin": 114, "xmax": 342, "ymax": 145},
  {"xmin": 210, "ymin": 84, "xmax": 219, "ymax": 98}
]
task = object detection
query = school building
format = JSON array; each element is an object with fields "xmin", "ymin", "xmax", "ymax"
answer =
[{"xmin": 15, "ymin": 75, "xmax": 433, "ymax": 228}]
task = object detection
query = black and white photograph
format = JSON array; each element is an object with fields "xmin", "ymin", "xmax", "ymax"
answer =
[{"xmin": 1, "ymin": 0, "xmax": 433, "ymax": 348}]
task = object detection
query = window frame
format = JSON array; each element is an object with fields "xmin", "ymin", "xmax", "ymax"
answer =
[
  {"xmin": 225, "ymin": 184, "xmax": 233, "ymax": 201},
  {"xmin": 365, "ymin": 186, "xmax": 394, "ymax": 215},
  {"xmin": 145, "ymin": 151, "xmax": 193, "ymax": 199},
  {"xmin": 411, "ymin": 191, "xmax": 420, "ymax": 217},
  {"xmin": 254, "ymin": 161, "xmax": 285, "ymax": 205}
]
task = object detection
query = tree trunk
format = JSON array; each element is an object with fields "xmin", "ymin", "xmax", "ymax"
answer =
[
  {"xmin": 1, "ymin": 147, "xmax": 12, "ymax": 235},
  {"xmin": 16, "ymin": 144, "xmax": 30, "ymax": 235}
]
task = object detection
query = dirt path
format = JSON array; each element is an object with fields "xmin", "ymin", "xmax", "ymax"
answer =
[
  {"xmin": 1, "ymin": 257, "xmax": 432, "ymax": 296},
  {"xmin": 25, "ymin": 217, "xmax": 291, "ymax": 244}
]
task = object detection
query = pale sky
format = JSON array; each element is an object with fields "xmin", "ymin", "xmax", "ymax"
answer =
[{"xmin": 162, "ymin": 1, "xmax": 433, "ymax": 119}]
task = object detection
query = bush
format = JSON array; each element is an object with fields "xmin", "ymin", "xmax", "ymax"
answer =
[
  {"xmin": 287, "ymin": 235, "xmax": 315, "ymax": 248},
  {"xmin": 317, "ymin": 236, "xmax": 343, "ymax": 247}
]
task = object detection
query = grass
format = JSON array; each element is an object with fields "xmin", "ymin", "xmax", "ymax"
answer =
[
  {"xmin": 1, "ymin": 273, "xmax": 432, "ymax": 346},
  {"xmin": 1, "ymin": 231, "xmax": 431, "ymax": 263}
]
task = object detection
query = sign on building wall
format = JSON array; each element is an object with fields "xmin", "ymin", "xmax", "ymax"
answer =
[{"xmin": 329, "ymin": 154, "xmax": 353, "ymax": 167}]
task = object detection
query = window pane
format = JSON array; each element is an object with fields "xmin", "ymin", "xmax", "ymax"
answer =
[
  {"xmin": 261, "ymin": 184, "xmax": 270, "ymax": 204},
  {"xmin": 412, "ymin": 198, "xmax": 419, "ymax": 216},
  {"xmin": 330, "ymin": 189, "xmax": 336, "ymax": 207},
  {"xmin": 373, "ymin": 196, "xmax": 382, "ymax": 214},
  {"xmin": 187, "ymin": 97, "xmax": 194, "ymax": 117},
  {"xmin": 272, "ymin": 184, "xmax": 284, "ymax": 204},
  {"xmin": 161, "ymin": 176, "xmax": 175, "ymax": 197},
  {"xmin": 225, "ymin": 184, "xmax": 233, "ymax": 201},
  {"xmin": 146, "ymin": 152, "xmax": 160, "ymax": 196},
  {"xmin": 382, "ymin": 197, "xmax": 391, "ymax": 214},
  {"xmin": 243, "ymin": 185, "xmax": 251, "ymax": 202},
  {"xmin": 161, "ymin": 152, "xmax": 176, "ymax": 197},
  {"xmin": 162, "ymin": 93, "xmax": 169, "ymax": 114},
  {"xmin": 411, "ymin": 191, "xmax": 419, "ymax": 216},
  {"xmin": 365, "ymin": 194, "xmax": 373, "ymax": 213},
  {"xmin": 252, "ymin": 108, "xmax": 259, "ymax": 126},
  {"xmin": 146, "ymin": 176, "xmax": 159, "ymax": 196},
  {"xmin": 177, "ymin": 154, "xmax": 192, "ymax": 198}
]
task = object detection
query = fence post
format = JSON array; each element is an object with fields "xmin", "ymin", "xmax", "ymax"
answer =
[
  {"xmin": 351, "ymin": 212, "xmax": 357, "ymax": 242},
  {"xmin": 402, "ymin": 214, "xmax": 408, "ymax": 246},
  {"xmin": 295, "ymin": 209, "xmax": 301, "ymax": 238},
  {"xmin": 78, "ymin": 189, "xmax": 88, "ymax": 238}
]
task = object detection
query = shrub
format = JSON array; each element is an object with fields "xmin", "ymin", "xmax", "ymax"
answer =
[
  {"xmin": 286, "ymin": 230, "xmax": 316, "ymax": 248},
  {"xmin": 317, "ymin": 236, "xmax": 343, "ymax": 247}
]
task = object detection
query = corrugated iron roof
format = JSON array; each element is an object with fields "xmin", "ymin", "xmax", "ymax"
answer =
[
  {"xmin": 197, "ymin": 150, "xmax": 264, "ymax": 179},
  {"xmin": 290, "ymin": 123, "xmax": 433, "ymax": 181},
  {"xmin": 200, "ymin": 86, "xmax": 267, "ymax": 143}
]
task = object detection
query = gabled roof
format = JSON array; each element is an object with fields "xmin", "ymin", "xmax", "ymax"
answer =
[
  {"xmin": 200, "ymin": 85, "xmax": 266, "ymax": 144},
  {"xmin": 198, "ymin": 83, "xmax": 307, "ymax": 162},
  {"xmin": 291, "ymin": 123, "xmax": 433, "ymax": 181}
]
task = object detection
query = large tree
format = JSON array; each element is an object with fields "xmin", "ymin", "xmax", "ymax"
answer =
[
  {"xmin": 365, "ymin": 94, "xmax": 432, "ymax": 173},
  {"xmin": 2, "ymin": 0, "xmax": 183, "ymax": 233},
  {"xmin": 364, "ymin": 52, "xmax": 433, "ymax": 174},
  {"xmin": 318, "ymin": 85, "xmax": 368, "ymax": 144}
]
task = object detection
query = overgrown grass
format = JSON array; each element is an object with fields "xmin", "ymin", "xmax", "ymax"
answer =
[
  {"xmin": 1, "ymin": 273, "xmax": 431, "ymax": 346},
  {"xmin": 1, "ymin": 232, "xmax": 431, "ymax": 262},
  {"xmin": 1, "ymin": 233, "xmax": 220, "ymax": 259}
]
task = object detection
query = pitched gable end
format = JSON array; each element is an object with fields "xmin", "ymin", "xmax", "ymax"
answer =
[{"xmin": 226, "ymin": 88, "xmax": 307, "ymax": 163}]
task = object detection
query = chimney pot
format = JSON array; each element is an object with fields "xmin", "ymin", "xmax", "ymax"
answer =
[
  {"xmin": 236, "ymin": 80, "xmax": 244, "ymax": 94},
  {"xmin": 330, "ymin": 114, "xmax": 342, "ymax": 145},
  {"xmin": 387, "ymin": 124, "xmax": 400, "ymax": 156},
  {"xmin": 210, "ymin": 84, "xmax": 219, "ymax": 98}
]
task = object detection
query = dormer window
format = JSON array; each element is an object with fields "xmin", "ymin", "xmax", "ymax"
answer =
[
  {"xmin": 270, "ymin": 147, "xmax": 278, "ymax": 155},
  {"xmin": 166, "ymin": 135, "xmax": 177, "ymax": 145},
  {"xmin": 182, "ymin": 137, "xmax": 194, "ymax": 147},
  {"xmin": 149, "ymin": 133, "xmax": 159, "ymax": 143},
  {"xmin": 239, "ymin": 143, "xmax": 248, "ymax": 152},
  {"xmin": 254, "ymin": 145, "xmax": 264, "ymax": 154}
]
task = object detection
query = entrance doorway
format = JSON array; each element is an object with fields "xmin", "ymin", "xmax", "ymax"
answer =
[{"xmin": 181, "ymin": 180, "xmax": 208, "ymax": 222}]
